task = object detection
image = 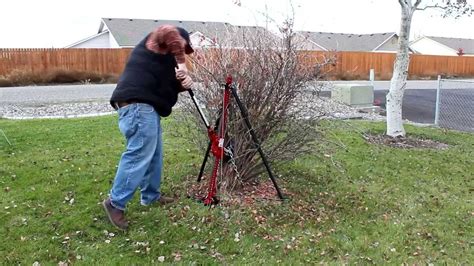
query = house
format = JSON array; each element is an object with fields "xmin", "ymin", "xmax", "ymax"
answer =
[
  {"xmin": 410, "ymin": 36, "xmax": 474, "ymax": 56},
  {"xmin": 66, "ymin": 18, "xmax": 280, "ymax": 49},
  {"xmin": 295, "ymin": 31, "xmax": 399, "ymax": 52}
]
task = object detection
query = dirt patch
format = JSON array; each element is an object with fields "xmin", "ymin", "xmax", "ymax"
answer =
[
  {"xmin": 186, "ymin": 176, "xmax": 288, "ymax": 206},
  {"xmin": 364, "ymin": 133, "xmax": 449, "ymax": 149}
]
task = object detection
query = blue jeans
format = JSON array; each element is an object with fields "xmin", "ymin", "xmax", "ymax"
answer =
[{"xmin": 109, "ymin": 103, "xmax": 163, "ymax": 210}]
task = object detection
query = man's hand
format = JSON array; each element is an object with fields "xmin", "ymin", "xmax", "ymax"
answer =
[
  {"xmin": 179, "ymin": 75, "xmax": 193, "ymax": 89},
  {"xmin": 175, "ymin": 68, "xmax": 187, "ymax": 80},
  {"xmin": 176, "ymin": 64, "xmax": 193, "ymax": 89},
  {"xmin": 177, "ymin": 63, "xmax": 188, "ymax": 75}
]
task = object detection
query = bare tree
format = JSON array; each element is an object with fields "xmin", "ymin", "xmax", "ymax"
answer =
[
  {"xmin": 178, "ymin": 22, "xmax": 334, "ymax": 191},
  {"xmin": 386, "ymin": 0, "xmax": 472, "ymax": 137}
]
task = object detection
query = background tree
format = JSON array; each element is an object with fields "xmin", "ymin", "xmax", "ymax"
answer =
[{"xmin": 386, "ymin": 0, "xmax": 472, "ymax": 137}]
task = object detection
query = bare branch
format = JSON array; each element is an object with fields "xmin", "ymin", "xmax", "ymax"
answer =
[
  {"xmin": 176, "ymin": 20, "xmax": 334, "ymax": 190},
  {"xmin": 414, "ymin": 0, "xmax": 423, "ymax": 7},
  {"xmin": 416, "ymin": 4, "xmax": 442, "ymax": 11},
  {"xmin": 415, "ymin": 0, "xmax": 473, "ymax": 17}
]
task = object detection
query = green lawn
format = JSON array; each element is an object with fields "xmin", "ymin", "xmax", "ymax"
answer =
[{"xmin": 0, "ymin": 116, "xmax": 472, "ymax": 265}]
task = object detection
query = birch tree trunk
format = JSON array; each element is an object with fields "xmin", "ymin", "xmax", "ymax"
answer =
[{"xmin": 386, "ymin": 1, "xmax": 416, "ymax": 137}]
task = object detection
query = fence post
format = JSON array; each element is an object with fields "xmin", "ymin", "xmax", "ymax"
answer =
[
  {"xmin": 369, "ymin": 69, "xmax": 375, "ymax": 86},
  {"xmin": 434, "ymin": 75, "xmax": 442, "ymax": 126}
]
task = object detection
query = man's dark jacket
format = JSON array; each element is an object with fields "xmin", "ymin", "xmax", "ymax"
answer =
[{"xmin": 110, "ymin": 36, "xmax": 183, "ymax": 117}]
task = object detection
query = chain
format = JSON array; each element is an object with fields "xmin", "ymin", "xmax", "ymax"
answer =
[{"xmin": 224, "ymin": 145, "xmax": 242, "ymax": 181}]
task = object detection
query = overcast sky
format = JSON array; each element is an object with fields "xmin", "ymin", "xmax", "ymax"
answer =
[{"xmin": 1, "ymin": 0, "xmax": 473, "ymax": 48}]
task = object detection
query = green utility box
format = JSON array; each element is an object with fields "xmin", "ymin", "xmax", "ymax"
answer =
[{"xmin": 331, "ymin": 84, "xmax": 374, "ymax": 107}]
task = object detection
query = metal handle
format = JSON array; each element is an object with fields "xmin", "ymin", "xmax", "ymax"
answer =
[{"xmin": 188, "ymin": 89, "xmax": 210, "ymax": 128}]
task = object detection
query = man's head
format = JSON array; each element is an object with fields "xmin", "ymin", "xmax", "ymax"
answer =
[{"xmin": 177, "ymin": 27, "xmax": 194, "ymax": 54}]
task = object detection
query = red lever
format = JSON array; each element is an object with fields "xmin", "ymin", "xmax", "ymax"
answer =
[{"xmin": 225, "ymin": 75, "xmax": 232, "ymax": 85}]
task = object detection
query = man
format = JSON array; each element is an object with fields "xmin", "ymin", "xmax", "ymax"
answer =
[{"xmin": 102, "ymin": 25, "xmax": 194, "ymax": 230}]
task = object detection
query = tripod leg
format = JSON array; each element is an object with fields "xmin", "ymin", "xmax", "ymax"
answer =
[
  {"xmin": 230, "ymin": 86, "xmax": 285, "ymax": 200},
  {"xmin": 197, "ymin": 141, "xmax": 212, "ymax": 182},
  {"xmin": 198, "ymin": 109, "xmax": 222, "ymax": 183}
]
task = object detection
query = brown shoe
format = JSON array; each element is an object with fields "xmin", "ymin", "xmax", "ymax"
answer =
[
  {"xmin": 102, "ymin": 198, "xmax": 128, "ymax": 230},
  {"xmin": 142, "ymin": 195, "xmax": 175, "ymax": 207},
  {"xmin": 157, "ymin": 195, "xmax": 175, "ymax": 205}
]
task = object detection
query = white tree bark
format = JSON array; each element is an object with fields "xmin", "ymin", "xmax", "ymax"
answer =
[
  {"xmin": 385, "ymin": 0, "xmax": 470, "ymax": 137},
  {"xmin": 386, "ymin": 1, "xmax": 417, "ymax": 137}
]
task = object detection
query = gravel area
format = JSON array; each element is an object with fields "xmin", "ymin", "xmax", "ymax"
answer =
[
  {"xmin": 0, "ymin": 102, "xmax": 115, "ymax": 119},
  {"xmin": 0, "ymin": 90, "xmax": 385, "ymax": 121},
  {"xmin": 0, "ymin": 84, "xmax": 115, "ymax": 104},
  {"xmin": 176, "ymin": 92, "xmax": 385, "ymax": 122},
  {"xmin": 295, "ymin": 92, "xmax": 384, "ymax": 121}
]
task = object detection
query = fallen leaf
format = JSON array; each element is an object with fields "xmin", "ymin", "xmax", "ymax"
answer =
[{"xmin": 173, "ymin": 252, "xmax": 182, "ymax": 261}]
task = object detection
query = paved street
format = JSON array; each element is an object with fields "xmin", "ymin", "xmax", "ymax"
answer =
[
  {"xmin": 0, "ymin": 80, "xmax": 450, "ymax": 104},
  {"xmin": 374, "ymin": 89, "xmax": 474, "ymax": 130},
  {"xmin": 1, "ymin": 81, "xmax": 473, "ymax": 132}
]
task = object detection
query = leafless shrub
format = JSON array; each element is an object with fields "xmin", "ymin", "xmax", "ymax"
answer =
[
  {"xmin": 0, "ymin": 68, "xmax": 118, "ymax": 87},
  {"xmin": 333, "ymin": 71, "xmax": 367, "ymax": 81},
  {"xmin": 177, "ymin": 20, "xmax": 336, "ymax": 191},
  {"xmin": 0, "ymin": 76, "xmax": 12, "ymax": 87}
]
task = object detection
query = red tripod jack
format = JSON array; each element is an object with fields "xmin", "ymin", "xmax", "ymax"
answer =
[{"xmin": 188, "ymin": 76, "xmax": 285, "ymax": 206}]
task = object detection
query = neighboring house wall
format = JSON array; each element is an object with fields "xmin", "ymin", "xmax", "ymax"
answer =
[
  {"xmin": 108, "ymin": 32, "xmax": 120, "ymax": 48},
  {"xmin": 410, "ymin": 38, "xmax": 458, "ymax": 56},
  {"xmin": 294, "ymin": 34, "xmax": 326, "ymax": 51},
  {"xmin": 296, "ymin": 32, "xmax": 399, "ymax": 52},
  {"xmin": 67, "ymin": 18, "xmax": 281, "ymax": 49},
  {"xmin": 68, "ymin": 31, "xmax": 115, "ymax": 48},
  {"xmin": 375, "ymin": 36, "xmax": 399, "ymax": 52},
  {"xmin": 190, "ymin": 32, "xmax": 216, "ymax": 47}
]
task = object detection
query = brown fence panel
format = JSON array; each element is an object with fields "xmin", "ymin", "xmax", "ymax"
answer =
[
  {"xmin": 303, "ymin": 51, "xmax": 474, "ymax": 79},
  {"xmin": 410, "ymin": 54, "xmax": 474, "ymax": 78},
  {"xmin": 339, "ymin": 51, "xmax": 396, "ymax": 79},
  {"xmin": 0, "ymin": 48, "xmax": 132, "ymax": 76},
  {"xmin": 301, "ymin": 51, "xmax": 397, "ymax": 80}
]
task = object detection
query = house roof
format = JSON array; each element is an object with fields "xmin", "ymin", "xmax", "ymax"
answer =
[
  {"xmin": 100, "ymin": 18, "xmax": 280, "ymax": 48},
  {"xmin": 297, "ymin": 31, "xmax": 397, "ymax": 51},
  {"xmin": 424, "ymin": 36, "xmax": 474, "ymax": 54}
]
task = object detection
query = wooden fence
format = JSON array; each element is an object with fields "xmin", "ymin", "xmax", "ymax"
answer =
[
  {"xmin": 1, "ymin": 48, "xmax": 473, "ymax": 80},
  {"xmin": 0, "ymin": 48, "xmax": 132, "ymax": 76},
  {"xmin": 303, "ymin": 51, "xmax": 474, "ymax": 79}
]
